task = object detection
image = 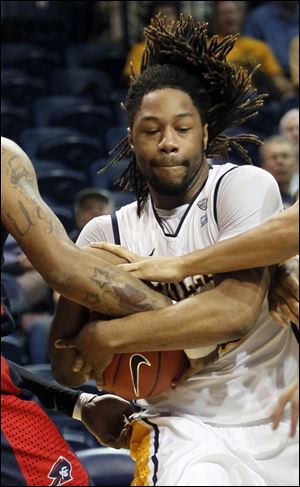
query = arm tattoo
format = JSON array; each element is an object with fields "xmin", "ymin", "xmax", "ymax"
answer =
[
  {"xmin": 90, "ymin": 267, "xmax": 153, "ymax": 312},
  {"xmin": 8, "ymin": 158, "xmax": 34, "ymax": 187},
  {"xmin": 6, "ymin": 200, "xmax": 37, "ymax": 236},
  {"xmin": 114, "ymin": 284, "xmax": 153, "ymax": 311},
  {"xmin": 6, "ymin": 200, "xmax": 55, "ymax": 237},
  {"xmin": 83, "ymin": 293, "xmax": 102, "ymax": 306}
]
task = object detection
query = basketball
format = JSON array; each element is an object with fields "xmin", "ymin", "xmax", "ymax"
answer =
[{"xmin": 102, "ymin": 350, "xmax": 188, "ymax": 400}]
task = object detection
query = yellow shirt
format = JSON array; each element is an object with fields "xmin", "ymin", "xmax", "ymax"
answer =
[
  {"xmin": 123, "ymin": 36, "xmax": 283, "ymax": 81},
  {"xmin": 225, "ymin": 36, "xmax": 282, "ymax": 76},
  {"xmin": 123, "ymin": 41, "xmax": 146, "ymax": 81}
]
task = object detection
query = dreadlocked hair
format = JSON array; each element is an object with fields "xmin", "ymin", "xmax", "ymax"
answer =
[{"xmin": 100, "ymin": 14, "xmax": 267, "ymax": 216}]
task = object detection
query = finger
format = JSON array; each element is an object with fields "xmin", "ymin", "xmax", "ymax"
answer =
[
  {"xmin": 55, "ymin": 338, "xmax": 78, "ymax": 349},
  {"xmin": 90, "ymin": 242, "xmax": 134, "ymax": 262},
  {"xmin": 290, "ymin": 401, "xmax": 299, "ymax": 437},
  {"xmin": 278, "ymin": 302, "xmax": 298, "ymax": 325},
  {"xmin": 269, "ymin": 309, "xmax": 290, "ymax": 327},
  {"xmin": 276, "ymin": 289, "xmax": 299, "ymax": 316},
  {"xmin": 113, "ymin": 424, "xmax": 132, "ymax": 449},
  {"xmin": 271, "ymin": 401, "xmax": 285, "ymax": 430},
  {"xmin": 280, "ymin": 275, "xmax": 299, "ymax": 300},
  {"xmin": 72, "ymin": 355, "xmax": 85, "ymax": 372},
  {"xmin": 80, "ymin": 363, "xmax": 93, "ymax": 381}
]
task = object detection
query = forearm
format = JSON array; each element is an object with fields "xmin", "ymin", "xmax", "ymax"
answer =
[
  {"xmin": 182, "ymin": 206, "xmax": 298, "ymax": 276},
  {"xmin": 48, "ymin": 298, "xmax": 90, "ymax": 386},
  {"xmin": 8, "ymin": 361, "xmax": 80, "ymax": 416},
  {"xmin": 44, "ymin": 244, "xmax": 171, "ymax": 316},
  {"xmin": 95, "ymin": 274, "xmax": 266, "ymax": 353}
]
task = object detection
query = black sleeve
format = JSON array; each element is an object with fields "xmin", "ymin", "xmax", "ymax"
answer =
[{"xmin": 7, "ymin": 360, "xmax": 81, "ymax": 417}]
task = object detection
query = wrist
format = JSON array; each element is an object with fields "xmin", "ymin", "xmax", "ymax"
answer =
[{"xmin": 72, "ymin": 393, "xmax": 98, "ymax": 421}]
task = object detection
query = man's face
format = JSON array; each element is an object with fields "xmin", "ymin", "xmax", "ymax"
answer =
[
  {"xmin": 215, "ymin": 1, "xmax": 243, "ymax": 36},
  {"xmin": 261, "ymin": 141, "xmax": 297, "ymax": 187},
  {"xmin": 129, "ymin": 88, "xmax": 208, "ymax": 197},
  {"xmin": 281, "ymin": 114, "xmax": 299, "ymax": 146}
]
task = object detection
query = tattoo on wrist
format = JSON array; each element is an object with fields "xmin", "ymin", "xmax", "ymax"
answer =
[{"xmin": 114, "ymin": 284, "xmax": 153, "ymax": 311}]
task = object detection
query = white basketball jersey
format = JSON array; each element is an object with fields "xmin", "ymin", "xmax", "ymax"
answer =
[{"xmin": 77, "ymin": 163, "xmax": 298, "ymax": 425}]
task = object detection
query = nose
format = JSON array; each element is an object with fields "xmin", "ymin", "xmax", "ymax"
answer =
[{"xmin": 158, "ymin": 128, "xmax": 179, "ymax": 154}]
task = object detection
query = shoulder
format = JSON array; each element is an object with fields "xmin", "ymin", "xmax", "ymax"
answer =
[
  {"xmin": 76, "ymin": 215, "xmax": 113, "ymax": 246},
  {"xmin": 222, "ymin": 164, "xmax": 280, "ymax": 192}
]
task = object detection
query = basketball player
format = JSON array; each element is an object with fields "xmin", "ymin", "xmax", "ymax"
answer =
[
  {"xmin": 54, "ymin": 16, "xmax": 298, "ymax": 486},
  {"xmin": 1, "ymin": 136, "xmax": 171, "ymax": 485}
]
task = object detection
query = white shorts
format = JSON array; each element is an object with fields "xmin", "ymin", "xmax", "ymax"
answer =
[{"xmin": 129, "ymin": 415, "xmax": 299, "ymax": 486}]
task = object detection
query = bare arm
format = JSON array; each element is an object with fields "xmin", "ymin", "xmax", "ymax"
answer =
[
  {"xmin": 95, "ymin": 202, "xmax": 298, "ymax": 282},
  {"xmin": 56, "ymin": 267, "xmax": 270, "ymax": 385},
  {"xmin": 1, "ymin": 137, "xmax": 170, "ymax": 315}
]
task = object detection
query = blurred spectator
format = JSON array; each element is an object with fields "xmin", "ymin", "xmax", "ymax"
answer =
[
  {"xmin": 279, "ymin": 109, "xmax": 299, "ymax": 195},
  {"xmin": 3, "ymin": 235, "xmax": 51, "ymax": 313},
  {"xmin": 279, "ymin": 109, "xmax": 299, "ymax": 148},
  {"xmin": 289, "ymin": 35, "xmax": 299, "ymax": 90},
  {"xmin": 70, "ymin": 187, "xmax": 115, "ymax": 241},
  {"xmin": 123, "ymin": 1, "xmax": 180, "ymax": 83},
  {"xmin": 243, "ymin": 1, "xmax": 299, "ymax": 78},
  {"xmin": 211, "ymin": 1, "xmax": 294, "ymax": 100},
  {"xmin": 259, "ymin": 135, "xmax": 298, "ymax": 208}
]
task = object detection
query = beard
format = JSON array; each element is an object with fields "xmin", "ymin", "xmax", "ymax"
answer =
[{"xmin": 140, "ymin": 152, "xmax": 206, "ymax": 196}]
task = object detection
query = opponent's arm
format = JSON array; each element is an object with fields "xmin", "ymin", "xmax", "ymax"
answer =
[
  {"xmin": 1, "ymin": 137, "xmax": 170, "ymax": 315},
  {"xmin": 94, "ymin": 201, "xmax": 298, "ymax": 282},
  {"xmin": 9, "ymin": 361, "xmax": 134, "ymax": 448}
]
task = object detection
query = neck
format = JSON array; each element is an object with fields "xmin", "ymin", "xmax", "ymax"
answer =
[{"xmin": 150, "ymin": 162, "xmax": 209, "ymax": 210}]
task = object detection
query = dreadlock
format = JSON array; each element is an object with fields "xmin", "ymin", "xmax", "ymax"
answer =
[{"xmin": 100, "ymin": 14, "xmax": 266, "ymax": 216}]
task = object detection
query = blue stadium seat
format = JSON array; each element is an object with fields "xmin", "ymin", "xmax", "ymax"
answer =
[
  {"xmin": 112, "ymin": 191, "xmax": 136, "ymax": 211},
  {"xmin": 104, "ymin": 125, "xmax": 128, "ymax": 156},
  {"xmin": 1, "ymin": 42, "xmax": 62, "ymax": 78},
  {"xmin": 76, "ymin": 448, "xmax": 135, "ymax": 486},
  {"xmin": 65, "ymin": 43, "xmax": 126, "ymax": 90},
  {"xmin": 1, "ymin": 70, "xmax": 46, "ymax": 107},
  {"xmin": 48, "ymin": 104, "xmax": 114, "ymax": 140},
  {"xmin": 36, "ymin": 169, "xmax": 87, "ymax": 207},
  {"xmin": 1, "ymin": 334, "xmax": 27, "ymax": 365},
  {"xmin": 33, "ymin": 96, "xmax": 93, "ymax": 127},
  {"xmin": 1, "ymin": 103, "xmax": 31, "ymax": 143},
  {"xmin": 89, "ymin": 158, "xmax": 130, "ymax": 191},
  {"xmin": 49, "ymin": 68, "xmax": 111, "ymax": 99},
  {"xmin": 35, "ymin": 134, "xmax": 104, "ymax": 173},
  {"xmin": 19, "ymin": 127, "xmax": 78, "ymax": 159},
  {"xmin": 33, "ymin": 159, "xmax": 70, "ymax": 174},
  {"xmin": 1, "ymin": 272, "xmax": 29, "ymax": 317},
  {"xmin": 110, "ymin": 90, "xmax": 128, "ymax": 126}
]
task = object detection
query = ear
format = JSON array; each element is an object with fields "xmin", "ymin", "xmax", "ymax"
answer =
[
  {"xmin": 127, "ymin": 127, "xmax": 134, "ymax": 149},
  {"xmin": 203, "ymin": 124, "xmax": 208, "ymax": 151}
]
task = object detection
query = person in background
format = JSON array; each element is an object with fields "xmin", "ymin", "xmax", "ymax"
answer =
[
  {"xmin": 259, "ymin": 135, "xmax": 298, "ymax": 207},
  {"xmin": 70, "ymin": 187, "xmax": 115, "ymax": 242},
  {"xmin": 243, "ymin": 1, "xmax": 299, "ymax": 78},
  {"xmin": 289, "ymin": 35, "xmax": 299, "ymax": 90},
  {"xmin": 279, "ymin": 109, "xmax": 299, "ymax": 195},
  {"xmin": 211, "ymin": 1, "xmax": 294, "ymax": 99},
  {"xmin": 123, "ymin": 1, "xmax": 179, "ymax": 83}
]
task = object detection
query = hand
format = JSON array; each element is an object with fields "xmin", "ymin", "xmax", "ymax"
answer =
[
  {"xmin": 271, "ymin": 379, "xmax": 299, "ymax": 437},
  {"xmin": 90, "ymin": 242, "xmax": 184, "ymax": 282},
  {"xmin": 81, "ymin": 394, "xmax": 134, "ymax": 449},
  {"xmin": 55, "ymin": 320, "xmax": 114, "ymax": 389},
  {"xmin": 268, "ymin": 258, "xmax": 299, "ymax": 327}
]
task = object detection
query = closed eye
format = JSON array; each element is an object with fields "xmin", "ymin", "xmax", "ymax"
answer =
[{"xmin": 176, "ymin": 127, "xmax": 191, "ymax": 133}]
